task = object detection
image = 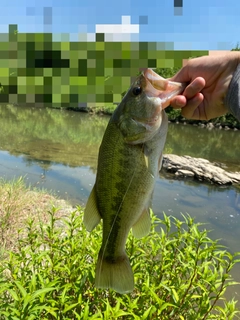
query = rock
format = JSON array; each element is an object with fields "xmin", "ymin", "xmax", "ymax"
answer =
[
  {"xmin": 206, "ymin": 122, "xmax": 214, "ymax": 130},
  {"xmin": 162, "ymin": 154, "xmax": 240, "ymax": 185},
  {"xmin": 175, "ymin": 169, "xmax": 195, "ymax": 177},
  {"xmin": 213, "ymin": 162, "xmax": 227, "ymax": 169}
]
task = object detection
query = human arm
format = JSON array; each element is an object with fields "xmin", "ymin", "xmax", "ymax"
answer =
[{"xmin": 169, "ymin": 52, "xmax": 240, "ymax": 121}]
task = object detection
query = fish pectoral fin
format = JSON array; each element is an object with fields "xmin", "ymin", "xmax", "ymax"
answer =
[
  {"xmin": 158, "ymin": 152, "xmax": 163, "ymax": 171},
  {"xmin": 132, "ymin": 208, "xmax": 151, "ymax": 239},
  {"xmin": 83, "ymin": 185, "xmax": 101, "ymax": 231},
  {"xmin": 143, "ymin": 144, "xmax": 150, "ymax": 169},
  {"xmin": 143, "ymin": 145, "xmax": 155, "ymax": 178},
  {"xmin": 144, "ymin": 153, "xmax": 149, "ymax": 169}
]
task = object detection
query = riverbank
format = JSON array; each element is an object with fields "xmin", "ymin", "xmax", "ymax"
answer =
[
  {"xmin": 5, "ymin": 99, "xmax": 240, "ymax": 129},
  {"xmin": 0, "ymin": 177, "xmax": 74, "ymax": 256},
  {"xmin": 76, "ymin": 103, "xmax": 240, "ymax": 130}
]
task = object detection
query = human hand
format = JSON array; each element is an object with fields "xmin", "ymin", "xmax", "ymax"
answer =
[{"xmin": 169, "ymin": 52, "xmax": 240, "ymax": 120}]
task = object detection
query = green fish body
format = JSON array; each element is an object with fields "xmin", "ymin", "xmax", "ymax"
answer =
[{"xmin": 84, "ymin": 69, "xmax": 186, "ymax": 293}]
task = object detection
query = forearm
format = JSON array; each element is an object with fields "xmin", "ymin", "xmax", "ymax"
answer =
[{"xmin": 225, "ymin": 63, "xmax": 240, "ymax": 121}]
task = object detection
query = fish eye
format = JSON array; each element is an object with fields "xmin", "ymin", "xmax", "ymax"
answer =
[{"xmin": 132, "ymin": 86, "xmax": 142, "ymax": 96}]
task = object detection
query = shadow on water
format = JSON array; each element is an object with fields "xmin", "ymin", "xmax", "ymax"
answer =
[{"xmin": 0, "ymin": 104, "xmax": 239, "ymax": 302}]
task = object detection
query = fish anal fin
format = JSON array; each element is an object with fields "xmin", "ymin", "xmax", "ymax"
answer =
[
  {"xmin": 83, "ymin": 185, "xmax": 101, "ymax": 231},
  {"xmin": 132, "ymin": 208, "xmax": 151, "ymax": 239},
  {"xmin": 95, "ymin": 252, "xmax": 134, "ymax": 294}
]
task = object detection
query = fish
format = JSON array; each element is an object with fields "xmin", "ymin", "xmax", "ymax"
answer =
[{"xmin": 83, "ymin": 69, "xmax": 186, "ymax": 294}]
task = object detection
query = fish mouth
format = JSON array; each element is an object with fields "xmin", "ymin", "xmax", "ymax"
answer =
[{"xmin": 144, "ymin": 68, "xmax": 187, "ymax": 109}]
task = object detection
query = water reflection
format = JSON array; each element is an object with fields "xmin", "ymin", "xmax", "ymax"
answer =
[{"xmin": 0, "ymin": 104, "xmax": 239, "ymax": 171}]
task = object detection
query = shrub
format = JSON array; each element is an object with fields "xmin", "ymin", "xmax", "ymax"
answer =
[{"xmin": 0, "ymin": 208, "xmax": 239, "ymax": 319}]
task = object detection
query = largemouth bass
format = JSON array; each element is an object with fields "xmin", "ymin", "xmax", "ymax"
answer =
[{"xmin": 83, "ymin": 69, "xmax": 186, "ymax": 294}]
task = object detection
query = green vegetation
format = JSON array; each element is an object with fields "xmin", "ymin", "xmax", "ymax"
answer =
[
  {"xmin": 0, "ymin": 24, "xmax": 208, "ymax": 108},
  {"xmin": 0, "ymin": 25, "xmax": 239, "ymax": 126},
  {"xmin": 0, "ymin": 178, "xmax": 239, "ymax": 319},
  {"xmin": 0, "ymin": 176, "xmax": 62, "ymax": 259},
  {"xmin": 165, "ymin": 107, "xmax": 240, "ymax": 128}
]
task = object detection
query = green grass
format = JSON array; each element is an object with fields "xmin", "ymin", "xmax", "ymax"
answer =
[
  {"xmin": 0, "ymin": 196, "xmax": 239, "ymax": 319},
  {"xmin": 0, "ymin": 176, "xmax": 67, "ymax": 260}
]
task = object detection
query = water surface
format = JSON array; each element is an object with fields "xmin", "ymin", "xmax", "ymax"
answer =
[{"xmin": 0, "ymin": 104, "xmax": 239, "ymax": 301}]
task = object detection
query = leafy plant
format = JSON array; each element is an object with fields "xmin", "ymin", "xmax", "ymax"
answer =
[
  {"xmin": 0, "ymin": 207, "xmax": 239, "ymax": 319},
  {"xmin": 0, "ymin": 176, "xmax": 60, "ymax": 260},
  {"xmin": 165, "ymin": 106, "xmax": 182, "ymax": 121}
]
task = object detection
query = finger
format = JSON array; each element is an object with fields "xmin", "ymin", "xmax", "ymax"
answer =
[
  {"xmin": 170, "ymin": 95, "xmax": 187, "ymax": 108},
  {"xmin": 182, "ymin": 77, "xmax": 205, "ymax": 99},
  {"xmin": 180, "ymin": 93, "xmax": 205, "ymax": 119}
]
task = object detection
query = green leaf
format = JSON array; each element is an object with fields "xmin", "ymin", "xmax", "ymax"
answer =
[
  {"xmin": 172, "ymin": 288, "xmax": 179, "ymax": 303},
  {"xmin": 31, "ymin": 287, "xmax": 56, "ymax": 300},
  {"xmin": 142, "ymin": 306, "xmax": 153, "ymax": 319},
  {"xmin": 114, "ymin": 300, "xmax": 120, "ymax": 313},
  {"xmin": 42, "ymin": 306, "xmax": 58, "ymax": 318},
  {"xmin": 115, "ymin": 310, "xmax": 131, "ymax": 317},
  {"xmin": 158, "ymin": 302, "xmax": 177, "ymax": 314},
  {"xmin": 0, "ymin": 284, "xmax": 8, "ymax": 295},
  {"xmin": 83, "ymin": 302, "xmax": 90, "ymax": 319},
  {"xmin": 30, "ymin": 272, "xmax": 36, "ymax": 293},
  {"xmin": 149, "ymin": 288, "xmax": 165, "ymax": 305},
  {"xmin": 22, "ymin": 293, "xmax": 32, "ymax": 311},
  {"xmin": 7, "ymin": 289, "xmax": 20, "ymax": 301},
  {"xmin": 14, "ymin": 281, "xmax": 27, "ymax": 298},
  {"xmin": 63, "ymin": 302, "xmax": 80, "ymax": 313}
]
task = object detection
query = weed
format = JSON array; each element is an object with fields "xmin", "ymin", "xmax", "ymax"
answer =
[
  {"xmin": 0, "ymin": 206, "xmax": 239, "ymax": 319},
  {"xmin": 0, "ymin": 177, "xmax": 71, "ymax": 258}
]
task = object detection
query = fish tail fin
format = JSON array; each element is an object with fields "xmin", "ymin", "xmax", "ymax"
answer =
[{"xmin": 95, "ymin": 251, "xmax": 134, "ymax": 294}]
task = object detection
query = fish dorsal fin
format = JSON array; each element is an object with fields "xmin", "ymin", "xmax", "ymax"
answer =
[
  {"xmin": 83, "ymin": 184, "xmax": 101, "ymax": 231},
  {"xmin": 132, "ymin": 208, "xmax": 151, "ymax": 239}
]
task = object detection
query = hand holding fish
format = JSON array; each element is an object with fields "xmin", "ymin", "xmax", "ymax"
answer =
[{"xmin": 169, "ymin": 52, "xmax": 240, "ymax": 120}]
